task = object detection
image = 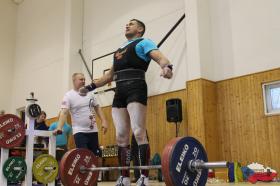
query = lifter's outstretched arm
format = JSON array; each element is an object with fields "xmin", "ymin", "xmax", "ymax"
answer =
[{"xmin": 149, "ymin": 50, "xmax": 173, "ymax": 79}]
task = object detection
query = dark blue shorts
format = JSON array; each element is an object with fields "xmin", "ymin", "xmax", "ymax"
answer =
[
  {"xmin": 112, "ymin": 80, "xmax": 147, "ymax": 108},
  {"xmin": 74, "ymin": 132, "xmax": 101, "ymax": 157}
]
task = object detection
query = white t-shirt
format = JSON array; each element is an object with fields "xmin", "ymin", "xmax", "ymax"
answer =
[{"xmin": 61, "ymin": 89, "xmax": 99, "ymax": 134}]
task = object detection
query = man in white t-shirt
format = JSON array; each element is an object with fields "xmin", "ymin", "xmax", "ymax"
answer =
[{"xmin": 53, "ymin": 73, "xmax": 108, "ymax": 157}]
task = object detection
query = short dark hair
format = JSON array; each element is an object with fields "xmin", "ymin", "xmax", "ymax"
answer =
[{"xmin": 130, "ymin": 19, "xmax": 145, "ymax": 36}]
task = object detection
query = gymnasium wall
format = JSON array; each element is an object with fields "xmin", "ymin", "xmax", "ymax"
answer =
[
  {"xmin": 10, "ymin": 0, "xmax": 66, "ymax": 116},
  {"xmin": 181, "ymin": 68, "xmax": 280, "ymax": 171},
  {"xmin": 216, "ymin": 68, "xmax": 280, "ymax": 172},
  {"xmin": 185, "ymin": 0, "xmax": 280, "ymax": 81},
  {"xmin": 0, "ymin": 0, "xmax": 17, "ymax": 113},
  {"xmin": 9, "ymin": 0, "xmax": 84, "ymax": 117},
  {"xmin": 210, "ymin": 0, "xmax": 280, "ymax": 81},
  {"xmin": 186, "ymin": 79, "xmax": 220, "ymax": 161}
]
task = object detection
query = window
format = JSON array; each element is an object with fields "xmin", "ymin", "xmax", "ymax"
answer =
[{"xmin": 263, "ymin": 80, "xmax": 280, "ymax": 115}]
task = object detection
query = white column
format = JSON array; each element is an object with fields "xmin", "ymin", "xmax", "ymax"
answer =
[
  {"xmin": 63, "ymin": 0, "xmax": 84, "ymax": 94},
  {"xmin": 0, "ymin": 148, "xmax": 9, "ymax": 186},
  {"xmin": 184, "ymin": 0, "xmax": 217, "ymax": 81},
  {"xmin": 23, "ymin": 118, "xmax": 35, "ymax": 186},
  {"xmin": 184, "ymin": 0, "xmax": 202, "ymax": 81}
]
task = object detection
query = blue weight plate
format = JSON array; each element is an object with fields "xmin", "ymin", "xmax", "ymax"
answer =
[{"xmin": 162, "ymin": 137, "xmax": 208, "ymax": 186}]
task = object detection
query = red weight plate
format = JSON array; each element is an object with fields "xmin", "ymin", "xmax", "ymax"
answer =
[
  {"xmin": 0, "ymin": 114, "xmax": 25, "ymax": 148},
  {"xmin": 60, "ymin": 148, "xmax": 99, "ymax": 186},
  {"xmin": 162, "ymin": 137, "xmax": 182, "ymax": 186}
]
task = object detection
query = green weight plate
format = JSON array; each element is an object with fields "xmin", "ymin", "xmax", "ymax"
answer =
[
  {"xmin": 3, "ymin": 156, "xmax": 27, "ymax": 182},
  {"xmin": 32, "ymin": 154, "xmax": 58, "ymax": 184}
]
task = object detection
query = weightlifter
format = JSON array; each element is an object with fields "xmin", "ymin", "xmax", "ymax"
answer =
[{"xmin": 79, "ymin": 19, "xmax": 173, "ymax": 186}]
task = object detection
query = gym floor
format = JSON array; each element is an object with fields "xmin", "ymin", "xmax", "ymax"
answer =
[{"xmin": 97, "ymin": 181, "xmax": 280, "ymax": 185}]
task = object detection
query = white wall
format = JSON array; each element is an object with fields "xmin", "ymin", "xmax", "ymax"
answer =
[
  {"xmin": 185, "ymin": 0, "xmax": 280, "ymax": 81},
  {"xmin": 210, "ymin": 0, "xmax": 280, "ymax": 81},
  {"xmin": 0, "ymin": 0, "xmax": 17, "ymax": 113},
  {"xmin": 83, "ymin": 0, "xmax": 187, "ymax": 106},
  {"xmin": 10, "ymin": 0, "xmax": 83, "ymax": 117}
]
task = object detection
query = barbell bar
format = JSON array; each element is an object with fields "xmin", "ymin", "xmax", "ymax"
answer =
[{"xmin": 80, "ymin": 160, "xmax": 228, "ymax": 173}]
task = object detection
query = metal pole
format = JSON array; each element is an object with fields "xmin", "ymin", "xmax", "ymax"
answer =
[
  {"xmin": 92, "ymin": 51, "xmax": 115, "ymax": 61},
  {"xmin": 157, "ymin": 14, "xmax": 185, "ymax": 48}
]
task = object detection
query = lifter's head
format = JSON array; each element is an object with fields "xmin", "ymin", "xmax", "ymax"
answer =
[
  {"xmin": 72, "ymin": 73, "xmax": 85, "ymax": 90},
  {"xmin": 125, "ymin": 19, "xmax": 145, "ymax": 40}
]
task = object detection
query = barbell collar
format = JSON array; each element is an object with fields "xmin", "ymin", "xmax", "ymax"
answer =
[{"xmin": 188, "ymin": 160, "xmax": 228, "ymax": 172}]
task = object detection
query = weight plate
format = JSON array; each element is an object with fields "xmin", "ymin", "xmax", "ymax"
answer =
[
  {"xmin": 60, "ymin": 148, "xmax": 99, "ymax": 186},
  {"xmin": 162, "ymin": 137, "xmax": 208, "ymax": 186},
  {"xmin": 32, "ymin": 154, "xmax": 58, "ymax": 184},
  {"xmin": 0, "ymin": 114, "xmax": 25, "ymax": 148},
  {"xmin": 3, "ymin": 156, "xmax": 27, "ymax": 182}
]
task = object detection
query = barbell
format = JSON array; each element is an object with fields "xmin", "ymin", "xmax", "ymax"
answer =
[{"xmin": 59, "ymin": 137, "xmax": 228, "ymax": 186}]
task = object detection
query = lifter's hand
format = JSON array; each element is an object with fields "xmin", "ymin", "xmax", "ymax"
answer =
[
  {"xmin": 53, "ymin": 128, "xmax": 63, "ymax": 135},
  {"xmin": 101, "ymin": 120, "xmax": 108, "ymax": 134},
  {"xmin": 160, "ymin": 66, "xmax": 173, "ymax": 79},
  {"xmin": 79, "ymin": 83, "xmax": 97, "ymax": 96}
]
